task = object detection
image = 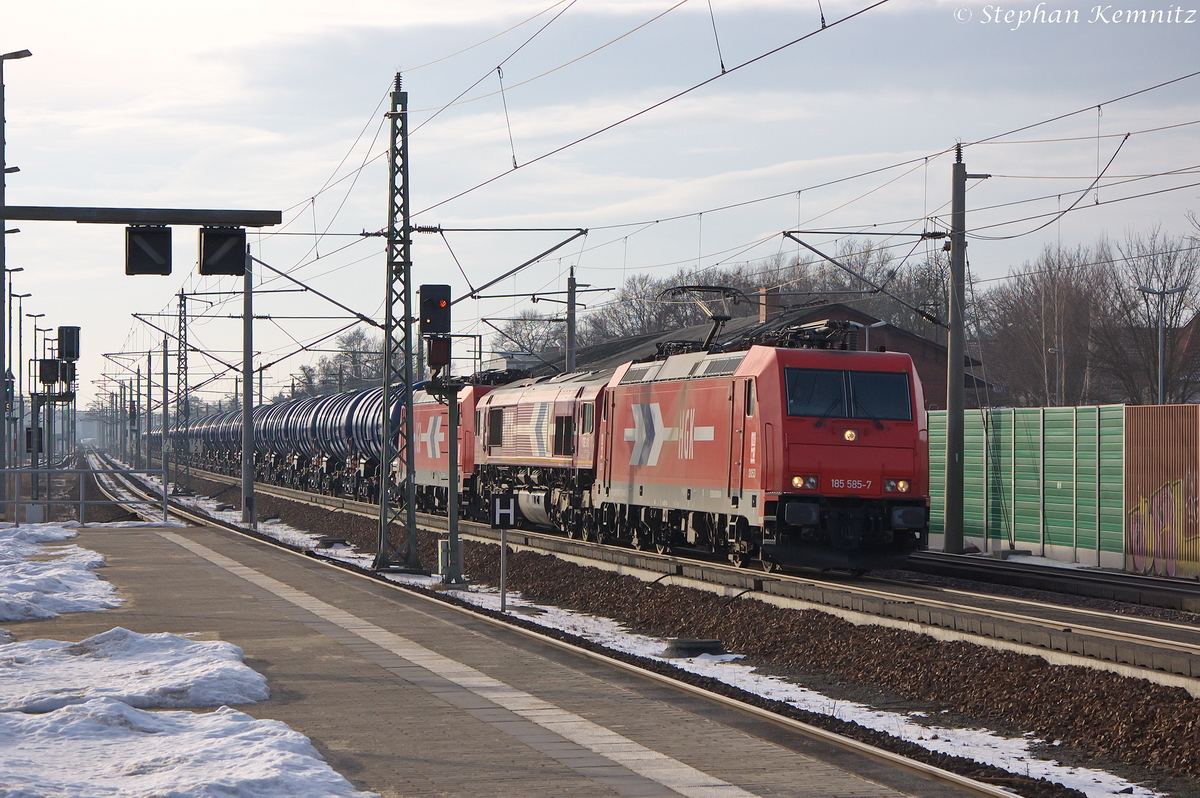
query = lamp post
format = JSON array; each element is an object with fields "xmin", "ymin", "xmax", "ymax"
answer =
[
  {"xmin": 1047, "ymin": 348, "xmax": 1062, "ymax": 406},
  {"xmin": 4, "ymin": 270, "xmax": 22, "ymax": 466},
  {"xmin": 1137, "ymin": 284, "xmax": 1186, "ymax": 404},
  {"xmin": 1, "ymin": 48, "xmax": 32, "ymax": 510}
]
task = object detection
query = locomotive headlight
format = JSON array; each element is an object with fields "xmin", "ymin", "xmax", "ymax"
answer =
[
  {"xmin": 897, "ymin": 479, "xmax": 911, "ymax": 493},
  {"xmin": 843, "ymin": 428, "xmax": 858, "ymax": 442}
]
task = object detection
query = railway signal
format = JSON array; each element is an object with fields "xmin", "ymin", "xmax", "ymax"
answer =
[
  {"xmin": 420, "ymin": 284, "xmax": 451, "ymax": 335},
  {"xmin": 125, "ymin": 226, "xmax": 172, "ymax": 275},
  {"xmin": 199, "ymin": 227, "xmax": 248, "ymax": 275}
]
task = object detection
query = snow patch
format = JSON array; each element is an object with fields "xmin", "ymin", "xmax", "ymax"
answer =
[
  {"xmin": 0, "ymin": 523, "xmax": 122, "ymax": 622},
  {"xmin": 0, "ymin": 627, "xmax": 268, "ymax": 713},
  {"xmin": 0, "ymin": 698, "xmax": 378, "ymax": 797}
]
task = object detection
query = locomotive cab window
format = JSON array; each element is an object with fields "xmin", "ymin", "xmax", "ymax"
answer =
[
  {"xmin": 744, "ymin": 381, "xmax": 755, "ymax": 417},
  {"xmin": 553, "ymin": 415, "xmax": 575, "ymax": 456},
  {"xmin": 848, "ymin": 371, "xmax": 912, "ymax": 422},
  {"xmin": 785, "ymin": 368, "xmax": 912, "ymax": 422},
  {"xmin": 785, "ymin": 369, "xmax": 845, "ymax": 418},
  {"xmin": 488, "ymin": 408, "xmax": 504, "ymax": 448},
  {"xmin": 580, "ymin": 402, "xmax": 595, "ymax": 435}
]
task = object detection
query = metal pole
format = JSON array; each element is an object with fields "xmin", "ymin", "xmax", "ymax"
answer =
[
  {"xmin": 943, "ymin": 149, "xmax": 967, "ymax": 555},
  {"xmin": 1137, "ymin": 284, "xmax": 1184, "ymax": 404},
  {"xmin": 1157, "ymin": 292, "xmax": 1166, "ymax": 404},
  {"xmin": 134, "ymin": 366, "xmax": 141, "ymax": 469},
  {"xmin": 1048, "ymin": 348, "xmax": 1061, "ymax": 406},
  {"xmin": 161, "ymin": 337, "xmax": 168, "ymax": 491},
  {"xmin": 375, "ymin": 74, "xmax": 419, "ymax": 571},
  {"xmin": 120, "ymin": 381, "xmax": 127, "ymax": 462},
  {"xmin": 566, "ymin": 264, "xmax": 576, "ymax": 372},
  {"xmin": 176, "ymin": 291, "xmax": 191, "ymax": 494},
  {"xmin": 0, "ymin": 53, "xmax": 18, "ymax": 507},
  {"xmin": 943, "ymin": 145, "xmax": 989, "ymax": 555},
  {"xmin": 16, "ymin": 296, "xmax": 24, "ymax": 467},
  {"xmin": 5, "ymin": 286, "xmax": 11, "ymax": 487},
  {"xmin": 241, "ymin": 246, "xmax": 255, "ymax": 527},
  {"xmin": 30, "ymin": 394, "xmax": 38, "ymax": 502},
  {"xmin": 500, "ymin": 526, "xmax": 507, "ymax": 613},
  {"xmin": 447, "ymin": 379, "xmax": 463, "ymax": 583},
  {"xmin": 146, "ymin": 349, "xmax": 153, "ymax": 468}
]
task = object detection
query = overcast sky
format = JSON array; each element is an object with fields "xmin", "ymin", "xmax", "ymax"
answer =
[{"xmin": 2, "ymin": 0, "xmax": 1198, "ymax": 406}]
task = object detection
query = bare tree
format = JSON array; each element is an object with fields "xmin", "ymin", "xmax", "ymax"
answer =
[
  {"xmin": 490, "ymin": 308, "xmax": 565, "ymax": 356},
  {"xmin": 977, "ymin": 245, "xmax": 1106, "ymax": 406},
  {"xmin": 1089, "ymin": 229, "xmax": 1200, "ymax": 403}
]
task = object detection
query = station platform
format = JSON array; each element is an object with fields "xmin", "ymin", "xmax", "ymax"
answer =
[{"xmin": 11, "ymin": 523, "xmax": 980, "ymax": 798}]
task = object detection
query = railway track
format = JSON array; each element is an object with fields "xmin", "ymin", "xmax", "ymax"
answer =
[
  {"xmin": 85, "ymin": 451, "xmax": 1028, "ymax": 798},
  {"xmin": 129, "ymin": 460, "xmax": 1200, "ymax": 698},
  {"xmin": 908, "ymin": 550, "xmax": 1200, "ymax": 613}
]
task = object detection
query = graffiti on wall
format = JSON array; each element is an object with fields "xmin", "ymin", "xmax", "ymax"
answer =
[{"xmin": 1127, "ymin": 479, "xmax": 1186, "ymax": 577}]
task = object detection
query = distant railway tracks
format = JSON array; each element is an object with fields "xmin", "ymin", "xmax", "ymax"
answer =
[{"xmin": 110, "ymin": 459, "xmax": 1200, "ymax": 698}]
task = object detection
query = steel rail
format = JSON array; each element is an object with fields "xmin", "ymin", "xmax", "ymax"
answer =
[
  {"xmin": 181, "ymin": 465, "xmax": 1200, "ymax": 661},
  {"xmin": 85, "ymin": 454, "xmax": 1014, "ymax": 798}
]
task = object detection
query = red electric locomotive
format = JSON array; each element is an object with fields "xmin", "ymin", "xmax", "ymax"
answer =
[
  {"xmin": 594, "ymin": 344, "xmax": 927, "ymax": 570},
  {"xmin": 469, "ymin": 326, "xmax": 928, "ymax": 571}
]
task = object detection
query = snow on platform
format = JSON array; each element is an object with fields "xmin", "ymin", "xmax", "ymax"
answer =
[
  {"xmin": 0, "ymin": 698, "xmax": 377, "ymax": 798},
  {"xmin": 0, "ymin": 523, "xmax": 122, "ymax": 622},
  {"xmin": 0, "ymin": 627, "xmax": 268, "ymax": 713}
]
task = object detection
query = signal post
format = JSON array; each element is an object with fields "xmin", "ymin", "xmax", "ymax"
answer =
[{"xmin": 420, "ymin": 284, "xmax": 466, "ymax": 584}]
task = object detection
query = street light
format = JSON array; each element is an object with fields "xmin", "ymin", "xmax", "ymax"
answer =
[
  {"xmin": 3, "ymin": 272, "xmax": 23, "ymax": 465},
  {"xmin": 1, "ymin": 48, "xmax": 33, "ymax": 512},
  {"xmin": 1137, "ymin": 284, "xmax": 1186, "ymax": 404},
  {"xmin": 1047, "ymin": 348, "xmax": 1061, "ymax": 406}
]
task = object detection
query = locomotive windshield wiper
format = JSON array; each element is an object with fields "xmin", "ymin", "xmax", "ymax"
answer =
[
  {"xmin": 854, "ymin": 400, "xmax": 886, "ymax": 430},
  {"xmin": 812, "ymin": 397, "xmax": 842, "ymax": 428}
]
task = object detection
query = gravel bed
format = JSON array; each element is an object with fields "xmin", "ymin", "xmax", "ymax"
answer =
[{"xmin": 176, "ymin": 473, "xmax": 1199, "ymax": 797}]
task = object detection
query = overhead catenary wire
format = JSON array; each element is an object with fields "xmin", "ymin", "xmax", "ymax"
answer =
[{"xmin": 413, "ymin": 0, "xmax": 895, "ymax": 217}]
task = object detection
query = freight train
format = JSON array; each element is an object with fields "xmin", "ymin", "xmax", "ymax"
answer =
[{"xmin": 172, "ymin": 321, "xmax": 929, "ymax": 571}]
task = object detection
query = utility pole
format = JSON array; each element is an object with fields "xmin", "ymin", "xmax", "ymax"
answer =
[
  {"xmin": 375, "ymin": 73, "xmax": 420, "ymax": 571},
  {"xmin": 944, "ymin": 145, "xmax": 989, "ymax": 555},
  {"xmin": 1137, "ymin": 283, "xmax": 1185, "ymax": 404},
  {"xmin": 175, "ymin": 292, "xmax": 192, "ymax": 494},
  {"xmin": 242, "ymin": 245, "xmax": 255, "ymax": 527},
  {"xmin": 161, "ymin": 338, "xmax": 168, "ymax": 491},
  {"xmin": 566, "ymin": 265, "xmax": 576, "ymax": 372},
  {"xmin": 134, "ymin": 366, "xmax": 141, "ymax": 469}
]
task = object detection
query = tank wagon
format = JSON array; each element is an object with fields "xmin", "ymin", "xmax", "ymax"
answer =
[{"xmin": 176, "ymin": 323, "xmax": 929, "ymax": 571}]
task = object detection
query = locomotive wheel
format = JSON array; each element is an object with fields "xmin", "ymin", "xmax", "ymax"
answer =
[
  {"xmin": 728, "ymin": 552, "xmax": 747, "ymax": 568},
  {"xmin": 759, "ymin": 557, "xmax": 779, "ymax": 573},
  {"xmin": 654, "ymin": 540, "xmax": 671, "ymax": 555}
]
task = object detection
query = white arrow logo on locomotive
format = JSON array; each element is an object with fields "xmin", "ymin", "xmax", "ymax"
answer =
[
  {"xmin": 624, "ymin": 403, "xmax": 679, "ymax": 466},
  {"xmin": 420, "ymin": 416, "xmax": 445, "ymax": 460}
]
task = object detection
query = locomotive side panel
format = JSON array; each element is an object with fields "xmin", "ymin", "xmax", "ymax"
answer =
[{"xmin": 597, "ymin": 376, "xmax": 751, "ymax": 521}]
